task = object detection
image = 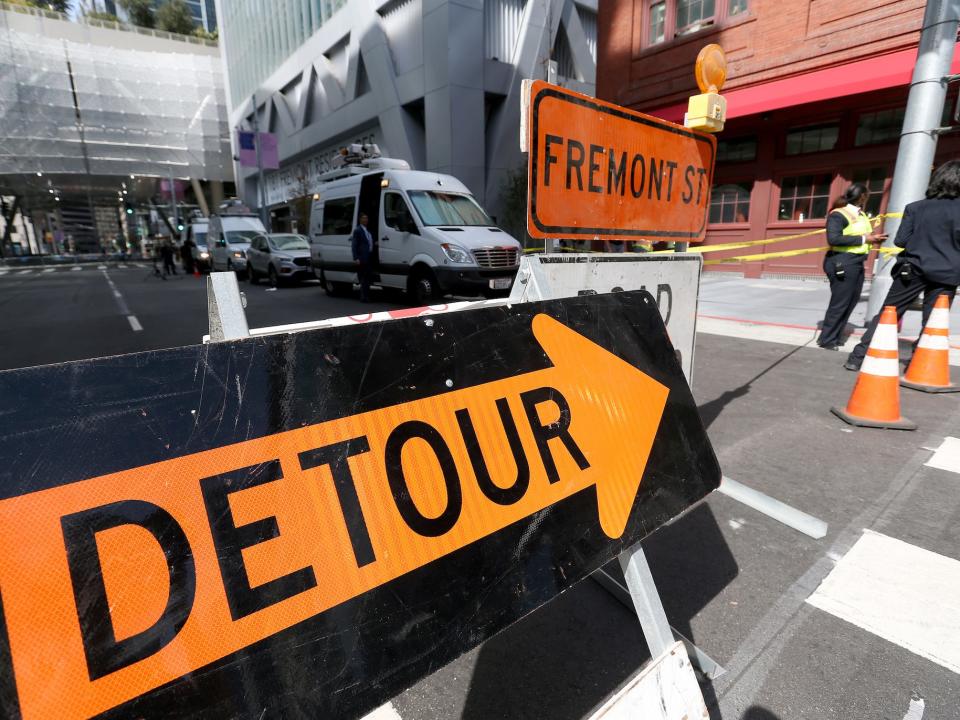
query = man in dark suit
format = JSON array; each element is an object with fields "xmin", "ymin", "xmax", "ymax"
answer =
[
  {"xmin": 351, "ymin": 212, "xmax": 374, "ymax": 302},
  {"xmin": 845, "ymin": 160, "xmax": 960, "ymax": 370}
]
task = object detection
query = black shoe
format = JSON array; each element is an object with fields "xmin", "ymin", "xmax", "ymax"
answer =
[
  {"xmin": 843, "ymin": 361, "xmax": 860, "ymax": 372},
  {"xmin": 818, "ymin": 343, "xmax": 842, "ymax": 351}
]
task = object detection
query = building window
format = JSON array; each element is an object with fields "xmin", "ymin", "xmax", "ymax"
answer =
[
  {"xmin": 649, "ymin": 1, "xmax": 666, "ymax": 44},
  {"xmin": 784, "ymin": 124, "xmax": 839, "ymax": 156},
  {"xmin": 676, "ymin": 0, "xmax": 715, "ymax": 35},
  {"xmin": 778, "ymin": 174, "xmax": 832, "ymax": 222},
  {"xmin": 855, "ymin": 108, "xmax": 905, "ymax": 147},
  {"xmin": 716, "ymin": 136, "xmax": 757, "ymax": 163},
  {"xmin": 709, "ymin": 182, "xmax": 752, "ymax": 223},
  {"xmin": 643, "ymin": 0, "xmax": 746, "ymax": 47},
  {"xmin": 851, "ymin": 167, "xmax": 888, "ymax": 216}
]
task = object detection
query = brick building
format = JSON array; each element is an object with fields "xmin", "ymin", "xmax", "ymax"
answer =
[{"xmin": 598, "ymin": 0, "xmax": 960, "ymax": 276}]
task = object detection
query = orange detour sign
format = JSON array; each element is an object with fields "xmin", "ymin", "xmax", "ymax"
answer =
[
  {"xmin": 525, "ymin": 80, "xmax": 716, "ymax": 242},
  {"xmin": 0, "ymin": 292, "xmax": 720, "ymax": 720}
]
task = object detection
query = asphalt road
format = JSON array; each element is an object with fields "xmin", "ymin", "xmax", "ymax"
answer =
[
  {"xmin": 0, "ymin": 263, "xmax": 404, "ymax": 371},
  {"xmin": 2, "ymin": 264, "xmax": 959, "ymax": 719}
]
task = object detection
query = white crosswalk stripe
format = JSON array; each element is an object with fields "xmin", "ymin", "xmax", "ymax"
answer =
[
  {"xmin": 0, "ymin": 264, "xmax": 153, "ymax": 277},
  {"xmin": 808, "ymin": 530, "xmax": 960, "ymax": 674}
]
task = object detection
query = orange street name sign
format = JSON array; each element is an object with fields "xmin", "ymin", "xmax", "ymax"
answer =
[{"xmin": 525, "ymin": 80, "xmax": 716, "ymax": 242}]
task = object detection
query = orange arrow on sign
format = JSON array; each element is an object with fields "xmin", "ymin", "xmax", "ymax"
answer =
[{"xmin": 0, "ymin": 314, "xmax": 669, "ymax": 720}]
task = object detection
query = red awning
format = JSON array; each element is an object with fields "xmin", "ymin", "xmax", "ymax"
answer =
[{"xmin": 646, "ymin": 45, "xmax": 960, "ymax": 124}]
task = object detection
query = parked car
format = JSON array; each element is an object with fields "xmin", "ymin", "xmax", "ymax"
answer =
[{"xmin": 246, "ymin": 233, "xmax": 313, "ymax": 286}]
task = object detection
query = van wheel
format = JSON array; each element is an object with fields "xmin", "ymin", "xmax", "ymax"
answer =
[{"xmin": 408, "ymin": 268, "xmax": 439, "ymax": 306}]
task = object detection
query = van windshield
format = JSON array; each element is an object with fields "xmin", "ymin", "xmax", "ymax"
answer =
[
  {"xmin": 225, "ymin": 230, "xmax": 261, "ymax": 244},
  {"xmin": 408, "ymin": 191, "xmax": 492, "ymax": 227}
]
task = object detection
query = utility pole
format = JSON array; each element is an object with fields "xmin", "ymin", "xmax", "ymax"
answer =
[
  {"xmin": 251, "ymin": 93, "xmax": 271, "ymax": 232},
  {"xmin": 865, "ymin": 0, "xmax": 960, "ymax": 322}
]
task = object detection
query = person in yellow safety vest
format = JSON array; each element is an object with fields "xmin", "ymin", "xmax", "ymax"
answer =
[{"xmin": 816, "ymin": 183, "xmax": 887, "ymax": 350}]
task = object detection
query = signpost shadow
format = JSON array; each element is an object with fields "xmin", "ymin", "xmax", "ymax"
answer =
[{"xmin": 459, "ymin": 501, "xmax": 737, "ymax": 720}]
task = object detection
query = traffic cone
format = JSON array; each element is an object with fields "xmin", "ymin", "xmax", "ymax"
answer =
[
  {"xmin": 832, "ymin": 306, "xmax": 916, "ymax": 430},
  {"xmin": 901, "ymin": 294, "xmax": 958, "ymax": 393}
]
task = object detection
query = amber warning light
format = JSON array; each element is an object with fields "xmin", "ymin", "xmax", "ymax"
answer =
[{"xmin": 524, "ymin": 80, "xmax": 716, "ymax": 243}]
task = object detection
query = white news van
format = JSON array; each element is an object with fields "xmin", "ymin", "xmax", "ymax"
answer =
[
  {"xmin": 208, "ymin": 202, "xmax": 267, "ymax": 277},
  {"xmin": 309, "ymin": 146, "xmax": 521, "ymax": 303}
]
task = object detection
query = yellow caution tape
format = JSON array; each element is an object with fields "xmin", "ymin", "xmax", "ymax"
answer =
[
  {"xmin": 522, "ymin": 212, "xmax": 907, "ymax": 260},
  {"xmin": 703, "ymin": 246, "xmax": 828, "ymax": 265}
]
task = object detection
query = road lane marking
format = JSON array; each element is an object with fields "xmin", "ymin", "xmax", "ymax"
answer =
[
  {"xmin": 17, "ymin": 269, "xmax": 32, "ymax": 275},
  {"xmin": 71, "ymin": 266, "xmax": 82, "ymax": 271},
  {"xmin": 42, "ymin": 268, "xmax": 56, "ymax": 274},
  {"xmin": 360, "ymin": 703, "xmax": 403, "ymax": 720},
  {"xmin": 925, "ymin": 437, "xmax": 960, "ymax": 475},
  {"xmin": 807, "ymin": 530, "xmax": 960, "ymax": 674},
  {"xmin": 100, "ymin": 269, "xmax": 143, "ymax": 332}
]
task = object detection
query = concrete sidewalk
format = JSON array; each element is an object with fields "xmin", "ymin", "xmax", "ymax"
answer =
[{"xmin": 698, "ymin": 272, "xmax": 960, "ymax": 365}]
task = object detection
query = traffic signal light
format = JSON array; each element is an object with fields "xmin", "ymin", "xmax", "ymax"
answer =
[
  {"xmin": 125, "ymin": 204, "xmax": 133, "ymax": 216},
  {"xmin": 177, "ymin": 222, "xmax": 185, "ymax": 232}
]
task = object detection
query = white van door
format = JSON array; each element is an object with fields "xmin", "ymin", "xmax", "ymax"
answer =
[
  {"xmin": 379, "ymin": 191, "xmax": 419, "ymax": 289},
  {"xmin": 316, "ymin": 196, "xmax": 358, "ymax": 289}
]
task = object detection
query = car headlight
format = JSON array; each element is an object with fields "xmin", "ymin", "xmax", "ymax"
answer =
[
  {"xmin": 233, "ymin": 251, "xmax": 245, "ymax": 259},
  {"xmin": 199, "ymin": 252, "xmax": 209, "ymax": 259},
  {"xmin": 441, "ymin": 243, "xmax": 473, "ymax": 264}
]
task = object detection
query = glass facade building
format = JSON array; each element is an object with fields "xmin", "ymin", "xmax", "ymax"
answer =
[
  {"xmin": 0, "ymin": 12, "xmax": 231, "ymax": 180},
  {"xmin": 183, "ymin": 0, "xmax": 218, "ymax": 32},
  {"xmin": 220, "ymin": 0, "xmax": 347, "ymax": 107}
]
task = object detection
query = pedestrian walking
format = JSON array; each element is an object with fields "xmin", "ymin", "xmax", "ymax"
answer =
[
  {"xmin": 149, "ymin": 243, "xmax": 166, "ymax": 280},
  {"xmin": 159, "ymin": 241, "xmax": 177, "ymax": 276},
  {"xmin": 845, "ymin": 160, "xmax": 960, "ymax": 371},
  {"xmin": 351, "ymin": 212, "xmax": 374, "ymax": 302},
  {"xmin": 817, "ymin": 183, "xmax": 887, "ymax": 350},
  {"xmin": 181, "ymin": 237, "xmax": 196, "ymax": 275}
]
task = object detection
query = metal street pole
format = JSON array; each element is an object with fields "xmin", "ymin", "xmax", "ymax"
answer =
[
  {"xmin": 864, "ymin": 0, "xmax": 960, "ymax": 322},
  {"xmin": 251, "ymin": 93, "xmax": 271, "ymax": 232}
]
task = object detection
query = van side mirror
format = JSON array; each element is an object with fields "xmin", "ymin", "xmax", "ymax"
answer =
[{"xmin": 404, "ymin": 219, "xmax": 419, "ymax": 235}]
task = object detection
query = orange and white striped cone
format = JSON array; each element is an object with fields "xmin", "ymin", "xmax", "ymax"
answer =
[
  {"xmin": 831, "ymin": 306, "xmax": 916, "ymax": 430},
  {"xmin": 901, "ymin": 294, "xmax": 958, "ymax": 393}
]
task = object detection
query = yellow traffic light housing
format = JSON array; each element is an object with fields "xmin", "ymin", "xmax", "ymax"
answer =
[{"xmin": 685, "ymin": 44, "xmax": 727, "ymax": 133}]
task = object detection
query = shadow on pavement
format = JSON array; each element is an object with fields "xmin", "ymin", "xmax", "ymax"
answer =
[
  {"xmin": 697, "ymin": 343, "xmax": 809, "ymax": 429},
  {"xmin": 458, "ymin": 503, "xmax": 738, "ymax": 720},
  {"xmin": 743, "ymin": 706, "xmax": 781, "ymax": 719}
]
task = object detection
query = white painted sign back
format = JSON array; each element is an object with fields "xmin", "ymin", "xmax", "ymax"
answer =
[{"xmin": 509, "ymin": 253, "xmax": 702, "ymax": 383}]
